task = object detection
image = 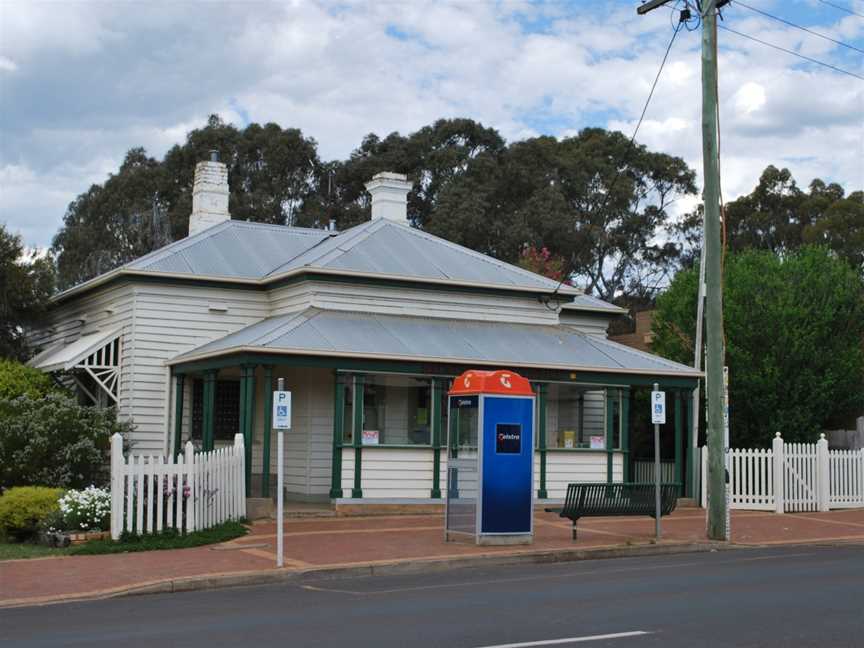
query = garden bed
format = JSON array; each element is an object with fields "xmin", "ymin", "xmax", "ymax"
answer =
[{"xmin": 0, "ymin": 521, "xmax": 248, "ymax": 560}]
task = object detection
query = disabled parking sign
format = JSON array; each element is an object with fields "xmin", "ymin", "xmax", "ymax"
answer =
[
  {"xmin": 273, "ymin": 390, "xmax": 292, "ymax": 429},
  {"xmin": 651, "ymin": 390, "xmax": 666, "ymax": 425}
]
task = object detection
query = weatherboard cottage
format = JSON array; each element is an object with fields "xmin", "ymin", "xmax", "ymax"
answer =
[{"xmin": 29, "ymin": 155, "xmax": 700, "ymax": 509}]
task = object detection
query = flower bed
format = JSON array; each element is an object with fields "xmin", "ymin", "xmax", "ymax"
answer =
[{"xmin": 58, "ymin": 486, "xmax": 110, "ymax": 533}]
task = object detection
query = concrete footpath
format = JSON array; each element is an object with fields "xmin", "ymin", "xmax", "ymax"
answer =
[{"xmin": 2, "ymin": 507, "xmax": 863, "ymax": 608}]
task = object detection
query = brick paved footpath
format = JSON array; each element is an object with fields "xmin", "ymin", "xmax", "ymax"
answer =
[{"xmin": 2, "ymin": 507, "xmax": 863, "ymax": 607}]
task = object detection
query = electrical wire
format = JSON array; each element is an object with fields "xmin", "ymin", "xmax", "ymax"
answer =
[
  {"xmin": 548, "ymin": 17, "xmax": 684, "ymax": 302},
  {"xmin": 718, "ymin": 24, "xmax": 864, "ymax": 79},
  {"xmin": 733, "ymin": 0, "xmax": 864, "ymax": 54},
  {"xmin": 818, "ymin": 0, "xmax": 864, "ymax": 20}
]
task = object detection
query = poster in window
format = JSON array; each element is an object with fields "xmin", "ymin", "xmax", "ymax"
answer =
[
  {"xmin": 496, "ymin": 423, "xmax": 522, "ymax": 454},
  {"xmin": 589, "ymin": 435, "xmax": 605, "ymax": 449},
  {"xmin": 362, "ymin": 430, "xmax": 380, "ymax": 445}
]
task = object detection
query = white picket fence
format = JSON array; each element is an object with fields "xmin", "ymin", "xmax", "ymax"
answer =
[
  {"xmin": 701, "ymin": 433, "xmax": 864, "ymax": 513},
  {"xmin": 110, "ymin": 433, "xmax": 246, "ymax": 540},
  {"xmin": 830, "ymin": 449, "xmax": 864, "ymax": 509},
  {"xmin": 632, "ymin": 460, "xmax": 676, "ymax": 484}
]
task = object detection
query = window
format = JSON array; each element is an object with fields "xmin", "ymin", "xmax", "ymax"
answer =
[
  {"xmin": 343, "ymin": 374, "xmax": 433, "ymax": 446},
  {"xmin": 342, "ymin": 376, "xmax": 354, "ymax": 444},
  {"xmin": 610, "ymin": 389, "xmax": 623, "ymax": 450},
  {"xmin": 545, "ymin": 383, "xmax": 585, "ymax": 448},
  {"xmin": 545, "ymin": 385, "xmax": 612, "ymax": 449},
  {"xmin": 191, "ymin": 379, "xmax": 240, "ymax": 442}
]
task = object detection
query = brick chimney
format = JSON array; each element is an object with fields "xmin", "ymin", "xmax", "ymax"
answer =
[
  {"xmin": 365, "ymin": 172, "xmax": 411, "ymax": 224},
  {"xmin": 188, "ymin": 150, "xmax": 230, "ymax": 236}
]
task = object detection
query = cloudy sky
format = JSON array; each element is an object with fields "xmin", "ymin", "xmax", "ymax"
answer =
[{"xmin": 1, "ymin": 0, "xmax": 862, "ymax": 249}]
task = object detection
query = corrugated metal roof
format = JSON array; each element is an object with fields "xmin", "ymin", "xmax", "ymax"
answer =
[
  {"xmin": 172, "ymin": 309, "xmax": 699, "ymax": 377},
  {"xmin": 125, "ymin": 220, "xmax": 332, "ymax": 279},
  {"xmin": 562, "ymin": 295, "xmax": 628, "ymax": 313},
  {"xmin": 64, "ymin": 218, "xmax": 575, "ymax": 296},
  {"xmin": 267, "ymin": 219, "xmax": 567, "ymax": 292},
  {"xmin": 28, "ymin": 328, "xmax": 121, "ymax": 372}
]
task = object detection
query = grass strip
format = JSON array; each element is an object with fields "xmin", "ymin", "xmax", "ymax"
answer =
[{"xmin": 0, "ymin": 542, "xmax": 70, "ymax": 560}]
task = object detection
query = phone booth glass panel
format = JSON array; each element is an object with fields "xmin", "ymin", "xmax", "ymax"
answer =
[{"xmin": 446, "ymin": 395, "xmax": 479, "ymax": 538}]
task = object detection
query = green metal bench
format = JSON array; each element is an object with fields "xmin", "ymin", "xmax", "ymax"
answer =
[{"xmin": 545, "ymin": 482, "xmax": 679, "ymax": 540}]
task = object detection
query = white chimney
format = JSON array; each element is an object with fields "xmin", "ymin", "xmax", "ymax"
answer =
[
  {"xmin": 189, "ymin": 150, "xmax": 231, "ymax": 236},
  {"xmin": 365, "ymin": 171, "xmax": 411, "ymax": 224}
]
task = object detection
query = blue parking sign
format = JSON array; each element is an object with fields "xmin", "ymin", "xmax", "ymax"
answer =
[
  {"xmin": 651, "ymin": 390, "xmax": 666, "ymax": 424},
  {"xmin": 273, "ymin": 391, "xmax": 292, "ymax": 429}
]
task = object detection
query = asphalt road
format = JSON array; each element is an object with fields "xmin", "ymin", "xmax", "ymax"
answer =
[{"xmin": 3, "ymin": 545, "xmax": 863, "ymax": 647}]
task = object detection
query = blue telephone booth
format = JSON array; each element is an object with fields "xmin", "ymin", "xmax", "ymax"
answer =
[{"xmin": 446, "ymin": 370, "xmax": 535, "ymax": 545}]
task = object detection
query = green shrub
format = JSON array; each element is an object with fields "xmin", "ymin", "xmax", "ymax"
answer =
[
  {"xmin": 0, "ymin": 486, "xmax": 64, "ymax": 541},
  {"xmin": 0, "ymin": 393, "xmax": 134, "ymax": 490},
  {"xmin": 0, "ymin": 359, "xmax": 62, "ymax": 400}
]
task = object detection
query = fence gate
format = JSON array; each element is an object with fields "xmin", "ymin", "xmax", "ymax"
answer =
[
  {"xmin": 783, "ymin": 442, "xmax": 819, "ymax": 512},
  {"xmin": 701, "ymin": 435, "xmax": 862, "ymax": 513}
]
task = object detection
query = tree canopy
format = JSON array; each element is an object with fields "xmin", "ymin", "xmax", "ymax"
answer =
[
  {"xmin": 49, "ymin": 116, "xmax": 698, "ymax": 298},
  {"xmin": 652, "ymin": 246, "xmax": 864, "ymax": 447},
  {"xmin": 427, "ymin": 129, "xmax": 698, "ymax": 301},
  {"xmin": 725, "ymin": 165, "xmax": 864, "ymax": 272},
  {"xmin": 0, "ymin": 225, "xmax": 55, "ymax": 360}
]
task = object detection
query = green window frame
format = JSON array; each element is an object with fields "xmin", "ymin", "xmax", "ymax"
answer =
[{"xmin": 191, "ymin": 378, "xmax": 240, "ymax": 442}]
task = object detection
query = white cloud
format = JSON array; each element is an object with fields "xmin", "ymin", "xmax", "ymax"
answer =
[
  {"xmin": 1, "ymin": 0, "xmax": 862, "ymax": 248},
  {"xmin": 734, "ymin": 82, "xmax": 767, "ymax": 114},
  {"xmin": 0, "ymin": 56, "xmax": 17, "ymax": 73}
]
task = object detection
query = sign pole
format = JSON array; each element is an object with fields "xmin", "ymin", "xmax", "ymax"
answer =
[
  {"xmin": 272, "ymin": 378, "xmax": 291, "ymax": 568},
  {"xmin": 276, "ymin": 377, "xmax": 284, "ymax": 568},
  {"xmin": 651, "ymin": 383, "xmax": 665, "ymax": 541},
  {"xmin": 723, "ymin": 366, "xmax": 731, "ymax": 542}
]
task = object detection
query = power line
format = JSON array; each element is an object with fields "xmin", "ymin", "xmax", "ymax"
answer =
[
  {"xmin": 733, "ymin": 0, "xmax": 864, "ymax": 54},
  {"xmin": 549, "ymin": 18, "xmax": 684, "ymax": 300},
  {"xmin": 719, "ymin": 24, "xmax": 864, "ymax": 80},
  {"xmin": 818, "ymin": 0, "xmax": 864, "ymax": 20}
]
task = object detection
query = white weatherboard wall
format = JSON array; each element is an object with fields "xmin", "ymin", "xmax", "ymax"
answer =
[
  {"xmin": 361, "ymin": 448, "xmax": 435, "ymax": 499},
  {"xmin": 30, "ymin": 284, "xmax": 136, "ymax": 422},
  {"xmin": 544, "ymin": 452, "xmax": 623, "ymax": 500},
  {"xmin": 337, "ymin": 447, "xmax": 621, "ymax": 501},
  {"xmin": 136, "ymin": 284, "xmax": 269, "ymax": 453},
  {"xmin": 250, "ymin": 366, "xmax": 334, "ymax": 498},
  {"xmin": 270, "ymin": 280, "xmax": 561, "ymax": 325}
]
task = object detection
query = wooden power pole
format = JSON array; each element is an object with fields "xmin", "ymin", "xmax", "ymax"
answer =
[
  {"xmin": 637, "ymin": 0, "xmax": 728, "ymax": 539},
  {"xmin": 699, "ymin": 0, "xmax": 728, "ymax": 542}
]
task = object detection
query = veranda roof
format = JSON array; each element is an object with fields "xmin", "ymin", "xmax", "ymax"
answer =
[
  {"xmin": 169, "ymin": 309, "xmax": 699, "ymax": 378},
  {"xmin": 28, "ymin": 328, "xmax": 121, "ymax": 373}
]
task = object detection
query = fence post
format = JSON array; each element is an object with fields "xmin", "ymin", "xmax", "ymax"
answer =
[
  {"xmin": 772, "ymin": 433, "xmax": 784, "ymax": 514},
  {"xmin": 234, "ymin": 433, "xmax": 244, "ymax": 520},
  {"xmin": 185, "ymin": 441, "xmax": 195, "ymax": 533},
  {"xmin": 110, "ymin": 433, "xmax": 124, "ymax": 540},
  {"xmin": 700, "ymin": 446, "xmax": 708, "ymax": 508},
  {"xmin": 817, "ymin": 433, "xmax": 830, "ymax": 512}
]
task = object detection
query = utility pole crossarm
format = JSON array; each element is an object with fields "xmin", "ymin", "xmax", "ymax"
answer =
[{"xmin": 637, "ymin": 0, "xmax": 674, "ymax": 14}]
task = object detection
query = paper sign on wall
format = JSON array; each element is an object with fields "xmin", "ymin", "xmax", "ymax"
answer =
[
  {"xmin": 651, "ymin": 390, "xmax": 666, "ymax": 425},
  {"xmin": 273, "ymin": 391, "xmax": 292, "ymax": 430},
  {"xmin": 362, "ymin": 430, "xmax": 380, "ymax": 445}
]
